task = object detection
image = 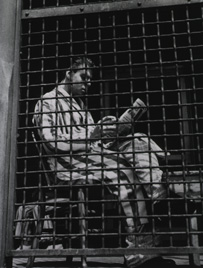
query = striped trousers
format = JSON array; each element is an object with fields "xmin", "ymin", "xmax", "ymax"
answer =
[{"xmin": 47, "ymin": 134, "xmax": 165, "ymax": 267}]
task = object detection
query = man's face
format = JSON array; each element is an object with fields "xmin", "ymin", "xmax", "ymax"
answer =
[{"xmin": 69, "ymin": 64, "xmax": 92, "ymax": 97}]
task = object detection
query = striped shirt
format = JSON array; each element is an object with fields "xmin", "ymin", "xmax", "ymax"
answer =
[{"xmin": 33, "ymin": 82, "xmax": 166, "ymax": 201}]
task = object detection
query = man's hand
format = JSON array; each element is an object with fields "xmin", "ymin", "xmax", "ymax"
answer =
[
  {"xmin": 90, "ymin": 115, "xmax": 117, "ymax": 141},
  {"xmin": 100, "ymin": 115, "xmax": 117, "ymax": 137}
]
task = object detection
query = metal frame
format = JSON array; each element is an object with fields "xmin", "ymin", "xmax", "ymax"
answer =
[
  {"xmin": 10, "ymin": 0, "xmax": 203, "ymax": 267},
  {"xmin": 22, "ymin": 0, "xmax": 203, "ymax": 19},
  {"xmin": 9, "ymin": 245, "xmax": 203, "ymax": 258},
  {"xmin": 0, "ymin": 0, "xmax": 21, "ymax": 267}
]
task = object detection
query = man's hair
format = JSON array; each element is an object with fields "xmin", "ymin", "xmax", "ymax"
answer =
[{"xmin": 70, "ymin": 57, "xmax": 95, "ymax": 73}]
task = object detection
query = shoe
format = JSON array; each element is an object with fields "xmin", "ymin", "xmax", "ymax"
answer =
[
  {"xmin": 124, "ymin": 254, "xmax": 159, "ymax": 268},
  {"xmin": 140, "ymin": 257, "xmax": 176, "ymax": 267},
  {"xmin": 125, "ymin": 256, "xmax": 176, "ymax": 267},
  {"xmin": 125, "ymin": 224, "xmax": 162, "ymax": 267}
]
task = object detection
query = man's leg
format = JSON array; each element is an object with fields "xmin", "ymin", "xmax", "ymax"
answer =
[
  {"xmin": 118, "ymin": 134, "xmax": 167, "ymax": 200},
  {"xmin": 56, "ymin": 149, "xmax": 160, "ymax": 267},
  {"xmin": 109, "ymin": 135, "xmax": 167, "ymax": 267},
  {"xmin": 87, "ymin": 150, "xmax": 160, "ymax": 267}
]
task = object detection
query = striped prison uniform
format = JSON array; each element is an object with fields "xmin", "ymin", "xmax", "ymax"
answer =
[{"xmin": 33, "ymin": 83, "xmax": 166, "ymax": 266}]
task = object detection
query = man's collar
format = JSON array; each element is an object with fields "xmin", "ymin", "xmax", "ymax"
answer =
[
  {"xmin": 56, "ymin": 81, "xmax": 85, "ymax": 109},
  {"xmin": 57, "ymin": 80, "xmax": 70, "ymax": 97}
]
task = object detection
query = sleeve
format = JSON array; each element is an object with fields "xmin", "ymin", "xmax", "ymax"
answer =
[{"xmin": 33, "ymin": 97, "xmax": 92, "ymax": 153}]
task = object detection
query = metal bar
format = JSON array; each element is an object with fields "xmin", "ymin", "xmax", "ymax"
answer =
[
  {"xmin": 189, "ymin": 216, "xmax": 201, "ymax": 266},
  {"xmin": 0, "ymin": 0, "xmax": 20, "ymax": 266},
  {"xmin": 5, "ymin": 0, "xmax": 22, "ymax": 265},
  {"xmin": 22, "ymin": 0, "xmax": 203, "ymax": 19},
  {"xmin": 8, "ymin": 246, "xmax": 203, "ymax": 257},
  {"xmin": 78, "ymin": 188, "xmax": 87, "ymax": 268}
]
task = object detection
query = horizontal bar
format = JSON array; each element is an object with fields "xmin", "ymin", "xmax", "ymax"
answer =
[
  {"xmin": 22, "ymin": 0, "xmax": 203, "ymax": 19},
  {"xmin": 8, "ymin": 246, "xmax": 203, "ymax": 257}
]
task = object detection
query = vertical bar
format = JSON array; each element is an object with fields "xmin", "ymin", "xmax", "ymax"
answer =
[
  {"xmin": 112, "ymin": 14, "xmax": 118, "ymax": 120},
  {"xmin": 156, "ymin": 8, "xmax": 169, "ymax": 245},
  {"xmin": 127, "ymin": 11, "xmax": 134, "ymax": 107},
  {"xmin": 126, "ymin": 10, "xmax": 140, "ymax": 242},
  {"xmin": 26, "ymin": 18, "xmax": 44, "ymax": 266},
  {"xmin": 6, "ymin": 0, "xmax": 22, "ymax": 265},
  {"xmin": 126, "ymin": 11, "xmax": 135, "ymax": 246},
  {"xmin": 189, "ymin": 215, "xmax": 201, "ymax": 266},
  {"xmin": 176, "ymin": 7, "xmax": 191, "ymax": 247},
  {"xmin": 83, "ymin": 15, "xmax": 88, "ymax": 266},
  {"xmin": 98, "ymin": 13, "xmax": 106, "ymax": 248},
  {"xmin": 171, "ymin": 8, "xmax": 187, "ymax": 247},
  {"xmin": 56, "ymin": 19, "xmax": 59, "ymax": 85},
  {"xmin": 112, "ymin": 13, "xmax": 123, "ymax": 246},
  {"xmin": 0, "ymin": 0, "xmax": 19, "ymax": 266},
  {"xmin": 52, "ymin": 18, "xmax": 59, "ymax": 249},
  {"xmin": 186, "ymin": 6, "xmax": 201, "ymax": 166},
  {"xmin": 68, "ymin": 15, "xmax": 73, "ymax": 249},
  {"xmin": 156, "ymin": 9, "xmax": 168, "ymax": 166},
  {"xmin": 185, "ymin": 6, "xmax": 201, "ymax": 265},
  {"xmin": 78, "ymin": 188, "xmax": 87, "ymax": 268},
  {"xmin": 23, "ymin": 20, "xmax": 31, "ymax": 245},
  {"xmin": 141, "ymin": 11, "xmax": 154, "ymax": 232}
]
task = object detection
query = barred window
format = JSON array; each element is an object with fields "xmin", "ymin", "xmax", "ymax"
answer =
[
  {"xmin": 14, "ymin": 1, "xmax": 203, "ymax": 266},
  {"xmin": 19, "ymin": 4, "xmax": 203, "ymax": 168}
]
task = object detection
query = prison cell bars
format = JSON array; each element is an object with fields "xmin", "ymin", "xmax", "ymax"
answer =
[{"xmin": 10, "ymin": 1, "xmax": 203, "ymax": 266}]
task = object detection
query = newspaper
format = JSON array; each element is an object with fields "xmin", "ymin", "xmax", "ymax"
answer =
[
  {"xmin": 103, "ymin": 98, "xmax": 147, "ymax": 148},
  {"xmin": 118, "ymin": 98, "xmax": 147, "ymax": 136}
]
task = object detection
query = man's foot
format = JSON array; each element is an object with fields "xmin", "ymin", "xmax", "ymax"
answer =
[
  {"xmin": 124, "ymin": 255, "xmax": 176, "ymax": 267},
  {"xmin": 140, "ymin": 257, "xmax": 176, "ymax": 267}
]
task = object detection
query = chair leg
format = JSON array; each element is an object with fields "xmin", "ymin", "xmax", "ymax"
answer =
[
  {"xmin": 189, "ymin": 215, "xmax": 201, "ymax": 267},
  {"xmin": 26, "ymin": 256, "xmax": 35, "ymax": 268},
  {"xmin": 5, "ymin": 257, "xmax": 12, "ymax": 268},
  {"xmin": 66, "ymin": 256, "xmax": 73, "ymax": 263},
  {"xmin": 78, "ymin": 188, "xmax": 87, "ymax": 268},
  {"xmin": 26, "ymin": 206, "xmax": 44, "ymax": 268}
]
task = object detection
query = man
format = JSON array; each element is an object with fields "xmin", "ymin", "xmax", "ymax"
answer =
[{"xmin": 33, "ymin": 57, "xmax": 174, "ymax": 267}]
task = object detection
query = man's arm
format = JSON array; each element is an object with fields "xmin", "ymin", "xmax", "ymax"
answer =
[{"xmin": 33, "ymin": 97, "xmax": 92, "ymax": 153}]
